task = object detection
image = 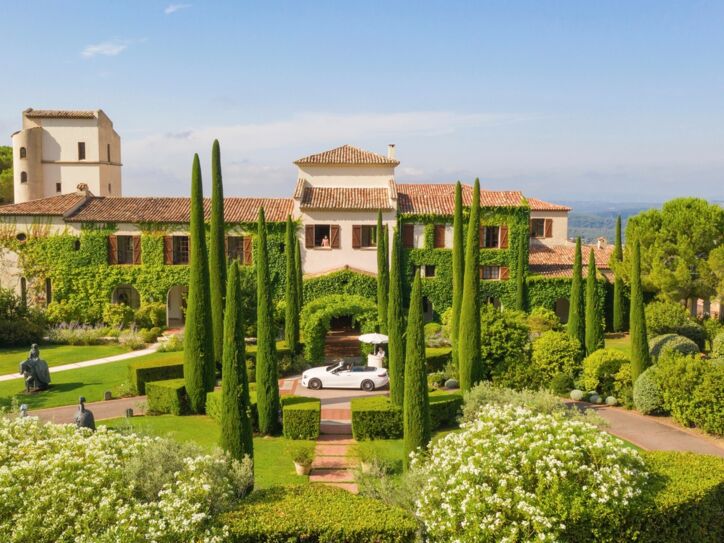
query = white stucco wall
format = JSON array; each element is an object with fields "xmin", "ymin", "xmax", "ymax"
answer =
[
  {"xmin": 530, "ymin": 210, "xmax": 569, "ymax": 245},
  {"xmin": 297, "ymin": 164, "xmax": 395, "ymax": 188}
]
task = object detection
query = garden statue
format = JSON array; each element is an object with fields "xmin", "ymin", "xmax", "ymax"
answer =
[
  {"xmin": 74, "ymin": 396, "xmax": 96, "ymax": 431},
  {"xmin": 19, "ymin": 344, "xmax": 51, "ymax": 392}
]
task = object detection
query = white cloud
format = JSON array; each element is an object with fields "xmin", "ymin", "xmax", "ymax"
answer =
[
  {"xmin": 81, "ymin": 41, "xmax": 128, "ymax": 58},
  {"xmin": 164, "ymin": 3, "xmax": 191, "ymax": 15}
]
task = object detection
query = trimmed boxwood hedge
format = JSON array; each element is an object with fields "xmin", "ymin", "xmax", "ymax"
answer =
[
  {"xmin": 281, "ymin": 395, "xmax": 321, "ymax": 440},
  {"xmin": 206, "ymin": 387, "xmax": 258, "ymax": 430},
  {"xmin": 222, "ymin": 484, "xmax": 418, "ymax": 542},
  {"xmin": 146, "ymin": 378, "xmax": 189, "ymax": 415},
  {"xmin": 128, "ymin": 359, "xmax": 184, "ymax": 395},
  {"xmin": 425, "ymin": 346, "xmax": 452, "ymax": 372},
  {"xmin": 351, "ymin": 392, "xmax": 462, "ymax": 440}
]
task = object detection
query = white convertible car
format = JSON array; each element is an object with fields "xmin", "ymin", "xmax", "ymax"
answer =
[{"xmin": 301, "ymin": 361, "xmax": 389, "ymax": 391}]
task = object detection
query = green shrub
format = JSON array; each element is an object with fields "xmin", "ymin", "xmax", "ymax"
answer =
[
  {"xmin": 0, "ymin": 319, "xmax": 44, "ymax": 347},
  {"xmin": 480, "ymin": 305, "xmax": 531, "ymax": 386},
  {"xmin": 128, "ymin": 358, "xmax": 184, "ymax": 394},
  {"xmin": 427, "ymin": 371, "xmax": 446, "ymax": 389},
  {"xmin": 246, "ymin": 340, "xmax": 303, "ymax": 377},
  {"xmin": 676, "ymin": 322, "xmax": 707, "ymax": 351},
  {"xmin": 712, "ymin": 330, "xmax": 724, "ymax": 357},
  {"xmin": 614, "ymin": 362, "xmax": 634, "ymax": 407},
  {"xmin": 47, "ymin": 323, "xmax": 107, "ymax": 345},
  {"xmin": 549, "ymin": 372, "xmax": 574, "ymax": 395},
  {"xmin": 530, "ymin": 330, "xmax": 582, "ymax": 387},
  {"xmin": 429, "ymin": 393, "xmax": 463, "ymax": 429},
  {"xmin": 281, "ymin": 395, "xmax": 321, "ymax": 440},
  {"xmin": 579, "ymin": 348, "xmax": 630, "ymax": 396},
  {"xmin": 527, "ymin": 306, "xmax": 561, "ymax": 335},
  {"xmin": 102, "ymin": 303, "xmax": 135, "ymax": 328},
  {"xmin": 134, "ymin": 302, "xmax": 166, "ymax": 329},
  {"xmin": 425, "ymin": 346, "xmax": 452, "ymax": 371},
  {"xmin": 689, "ymin": 362, "xmax": 724, "ymax": 435},
  {"xmin": 146, "ymin": 378, "xmax": 189, "ymax": 415},
  {"xmin": 222, "ymin": 485, "xmax": 418, "ymax": 543},
  {"xmin": 206, "ymin": 387, "xmax": 259, "ymax": 430},
  {"xmin": 649, "ymin": 334, "xmax": 699, "ymax": 361},
  {"xmin": 633, "ymin": 367, "xmax": 665, "ymax": 415},
  {"xmin": 157, "ymin": 333, "xmax": 184, "ymax": 352},
  {"xmin": 119, "ymin": 329, "xmax": 146, "ymax": 351},
  {"xmin": 645, "ymin": 300, "xmax": 689, "ymax": 336},
  {"xmin": 138, "ymin": 327, "xmax": 162, "ymax": 344},
  {"xmin": 424, "ymin": 322, "xmax": 449, "ymax": 348}
]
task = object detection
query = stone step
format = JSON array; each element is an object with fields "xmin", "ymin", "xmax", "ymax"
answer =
[
  {"xmin": 312, "ymin": 456, "xmax": 355, "ymax": 469},
  {"xmin": 315, "ymin": 443, "xmax": 349, "ymax": 456},
  {"xmin": 321, "ymin": 422, "xmax": 352, "ymax": 435},
  {"xmin": 317, "ymin": 434, "xmax": 355, "ymax": 445},
  {"xmin": 309, "ymin": 469, "xmax": 356, "ymax": 483},
  {"xmin": 314, "ymin": 482, "xmax": 359, "ymax": 493}
]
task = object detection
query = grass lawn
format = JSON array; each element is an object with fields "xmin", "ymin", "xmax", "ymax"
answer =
[
  {"xmin": 605, "ymin": 333, "xmax": 631, "ymax": 356},
  {"xmin": 0, "ymin": 343, "xmax": 128, "ymax": 376},
  {"xmin": 0, "ymin": 351, "xmax": 182, "ymax": 410},
  {"xmin": 102, "ymin": 414, "xmax": 312, "ymax": 488}
]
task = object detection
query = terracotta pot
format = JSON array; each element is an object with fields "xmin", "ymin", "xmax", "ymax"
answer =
[{"xmin": 294, "ymin": 462, "xmax": 312, "ymax": 475}]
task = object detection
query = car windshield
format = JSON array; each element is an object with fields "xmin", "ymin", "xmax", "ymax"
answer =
[{"xmin": 326, "ymin": 363, "xmax": 341, "ymax": 372}]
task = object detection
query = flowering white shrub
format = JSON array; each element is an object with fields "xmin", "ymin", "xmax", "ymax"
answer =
[
  {"xmin": 0, "ymin": 415, "xmax": 252, "ymax": 543},
  {"xmin": 410, "ymin": 404, "xmax": 647, "ymax": 543}
]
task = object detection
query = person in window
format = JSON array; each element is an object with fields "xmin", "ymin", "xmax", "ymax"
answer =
[{"xmin": 321, "ymin": 235, "xmax": 330, "ymax": 247}]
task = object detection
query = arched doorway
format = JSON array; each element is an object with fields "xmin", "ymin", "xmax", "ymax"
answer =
[
  {"xmin": 554, "ymin": 298, "xmax": 570, "ymax": 324},
  {"xmin": 167, "ymin": 285, "xmax": 188, "ymax": 328},
  {"xmin": 111, "ymin": 284, "xmax": 140, "ymax": 309}
]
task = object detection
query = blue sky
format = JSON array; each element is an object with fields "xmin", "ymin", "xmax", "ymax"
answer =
[{"xmin": 2, "ymin": 1, "xmax": 723, "ymax": 202}]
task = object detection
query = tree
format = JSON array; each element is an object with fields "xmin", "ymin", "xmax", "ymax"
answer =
[
  {"xmin": 387, "ymin": 226, "xmax": 405, "ymax": 406},
  {"xmin": 220, "ymin": 261, "xmax": 254, "ymax": 466},
  {"xmin": 255, "ymin": 207, "xmax": 280, "ymax": 434},
  {"xmin": 0, "ymin": 146, "xmax": 12, "ymax": 204},
  {"xmin": 403, "ymin": 270, "xmax": 430, "ymax": 470},
  {"xmin": 612, "ymin": 215, "xmax": 626, "ymax": 332},
  {"xmin": 183, "ymin": 154, "xmax": 214, "ymax": 413},
  {"xmin": 567, "ymin": 237, "xmax": 585, "ymax": 358},
  {"xmin": 450, "ymin": 181, "xmax": 465, "ymax": 372},
  {"xmin": 515, "ymin": 236, "xmax": 527, "ymax": 311},
  {"xmin": 294, "ymin": 237, "xmax": 303, "ymax": 312},
  {"xmin": 284, "ymin": 216, "xmax": 300, "ymax": 352},
  {"xmin": 458, "ymin": 178, "xmax": 482, "ymax": 391},
  {"xmin": 208, "ymin": 140, "xmax": 226, "ymax": 372},
  {"xmin": 630, "ymin": 240, "xmax": 651, "ymax": 381},
  {"xmin": 376, "ymin": 210, "xmax": 389, "ymax": 333},
  {"xmin": 585, "ymin": 248, "xmax": 605, "ymax": 354}
]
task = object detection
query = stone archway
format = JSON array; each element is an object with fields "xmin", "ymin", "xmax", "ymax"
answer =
[
  {"xmin": 554, "ymin": 298, "xmax": 570, "ymax": 324},
  {"xmin": 111, "ymin": 284, "xmax": 140, "ymax": 309},
  {"xmin": 166, "ymin": 285, "xmax": 188, "ymax": 328}
]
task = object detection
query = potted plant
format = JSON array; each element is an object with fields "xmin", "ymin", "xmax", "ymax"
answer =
[{"xmin": 288, "ymin": 443, "xmax": 314, "ymax": 475}]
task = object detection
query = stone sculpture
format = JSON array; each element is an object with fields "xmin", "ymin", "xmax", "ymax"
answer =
[
  {"xmin": 19, "ymin": 344, "xmax": 51, "ymax": 392},
  {"xmin": 74, "ymin": 396, "xmax": 96, "ymax": 431}
]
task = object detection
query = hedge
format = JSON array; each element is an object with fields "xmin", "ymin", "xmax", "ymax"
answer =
[
  {"xmin": 425, "ymin": 346, "xmax": 452, "ymax": 372},
  {"xmin": 281, "ymin": 395, "xmax": 321, "ymax": 440},
  {"xmin": 246, "ymin": 340, "xmax": 301, "ymax": 377},
  {"xmin": 206, "ymin": 387, "xmax": 258, "ymax": 431},
  {"xmin": 222, "ymin": 485, "xmax": 418, "ymax": 543},
  {"xmin": 128, "ymin": 358, "xmax": 184, "ymax": 395},
  {"xmin": 649, "ymin": 334, "xmax": 699, "ymax": 361},
  {"xmin": 146, "ymin": 378, "xmax": 189, "ymax": 415},
  {"xmin": 351, "ymin": 392, "xmax": 462, "ymax": 440}
]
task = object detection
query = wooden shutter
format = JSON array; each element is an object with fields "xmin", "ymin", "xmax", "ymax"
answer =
[
  {"xmin": 163, "ymin": 236, "xmax": 173, "ymax": 265},
  {"xmin": 499, "ymin": 225, "xmax": 509, "ymax": 249},
  {"xmin": 402, "ymin": 224, "xmax": 414, "ymax": 248},
  {"xmin": 544, "ymin": 219, "xmax": 553, "ymax": 238},
  {"xmin": 500, "ymin": 266, "xmax": 510, "ymax": 280},
  {"xmin": 434, "ymin": 225, "xmax": 446, "ymax": 248},
  {"xmin": 330, "ymin": 225, "xmax": 340, "ymax": 249},
  {"xmin": 243, "ymin": 236, "xmax": 253, "ymax": 265},
  {"xmin": 132, "ymin": 236, "xmax": 141, "ymax": 264},
  {"xmin": 107, "ymin": 236, "xmax": 118, "ymax": 264},
  {"xmin": 305, "ymin": 225, "xmax": 314, "ymax": 248},
  {"xmin": 352, "ymin": 225, "xmax": 362, "ymax": 249}
]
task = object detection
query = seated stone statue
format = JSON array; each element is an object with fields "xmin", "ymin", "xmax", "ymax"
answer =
[
  {"xmin": 74, "ymin": 396, "xmax": 96, "ymax": 431},
  {"xmin": 19, "ymin": 343, "xmax": 51, "ymax": 392}
]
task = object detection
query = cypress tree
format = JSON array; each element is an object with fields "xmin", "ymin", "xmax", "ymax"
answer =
[
  {"xmin": 403, "ymin": 270, "xmax": 431, "ymax": 471},
  {"xmin": 255, "ymin": 207, "xmax": 280, "ymax": 435},
  {"xmin": 630, "ymin": 240, "xmax": 650, "ymax": 381},
  {"xmin": 376, "ymin": 210, "xmax": 389, "ymax": 333},
  {"xmin": 458, "ymin": 178, "xmax": 482, "ymax": 391},
  {"xmin": 387, "ymin": 226, "xmax": 405, "ymax": 406},
  {"xmin": 567, "ymin": 237, "xmax": 585, "ymax": 357},
  {"xmin": 450, "ymin": 181, "xmax": 464, "ymax": 372},
  {"xmin": 220, "ymin": 261, "xmax": 254, "ymax": 465},
  {"xmin": 209, "ymin": 139, "xmax": 226, "ymax": 372},
  {"xmin": 295, "ymin": 237, "xmax": 303, "ymax": 311},
  {"xmin": 183, "ymin": 154, "xmax": 214, "ymax": 413},
  {"xmin": 585, "ymin": 248, "xmax": 605, "ymax": 354},
  {"xmin": 515, "ymin": 236, "xmax": 527, "ymax": 311},
  {"xmin": 284, "ymin": 216, "xmax": 299, "ymax": 352},
  {"xmin": 613, "ymin": 215, "xmax": 626, "ymax": 332}
]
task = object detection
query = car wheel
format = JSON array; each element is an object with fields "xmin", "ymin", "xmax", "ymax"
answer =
[
  {"xmin": 308, "ymin": 378, "xmax": 322, "ymax": 390},
  {"xmin": 361, "ymin": 380, "xmax": 375, "ymax": 392}
]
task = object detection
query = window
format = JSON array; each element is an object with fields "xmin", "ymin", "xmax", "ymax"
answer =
[
  {"xmin": 305, "ymin": 224, "xmax": 340, "ymax": 249},
  {"xmin": 433, "ymin": 225, "xmax": 445, "ymax": 248},
  {"xmin": 107, "ymin": 143, "xmax": 111, "ymax": 162},
  {"xmin": 16, "ymin": 232, "xmax": 27, "ymax": 242},
  {"xmin": 116, "ymin": 236, "xmax": 134, "ymax": 264},
  {"xmin": 173, "ymin": 236, "xmax": 189, "ymax": 264},
  {"xmin": 352, "ymin": 225, "xmax": 377, "ymax": 248},
  {"xmin": 482, "ymin": 226, "xmax": 500, "ymax": 248},
  {"xmin": 19, "ymin": 147, "xmax": 26, "ymax": 158},
  {"xmin": 227, "ymin": 235, "xmax": 253, "ymax": 265},
  {"xmin": 56, "ymin": 182, "xmax": 62, "ymax": 193},
  {"xmin": 73, "ymin": 239, "xmax": 81, "ymax": 251},
  {"xmin": 108, "ymin": 183, "xmax": 111, "ymax": 194},
  {"xmin": 20, "ymin": 172, "xmax": 27, "ymax": 183},
  {"xmin": 78, "ymin": 142, "xmax": 86, "ymax": 160},
  {"xmin": 423, "ymin": 264, "xmax": 436, "ymax": 278},
  {"xmin": 45, "ymin": 278, "xmax": 52, "ymax": 306},
  {"xmin": 480, "ymin": 266, "xmax": 500, "ymax": 280},
  {"xmin": 402, "ymin": 223, "xmax": 415, "ymax": 248},
  {"xmin": 314, "ymin": 225, "xmax": 330, "ymax": 247},
  {"xmin": 530, "ymin": 218, "xmax": 553, "ymax": 238}
]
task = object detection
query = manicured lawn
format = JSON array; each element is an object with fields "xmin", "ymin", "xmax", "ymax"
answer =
[
  {"xmin": 605, "ymin": 333, "xmax": 631, "ymax": 356},
  {"xmin": 102, "ymin": 414, "xmax": 313, "ymax": 488},
  {"xmin": 0, "ymin": 343, "xmax": 127, "ymax": 376},
  {"xmin": 0, "ymin": 351, "xmax": 182, "ymax": 410}
]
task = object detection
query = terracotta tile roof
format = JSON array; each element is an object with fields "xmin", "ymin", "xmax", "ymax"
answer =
[
  {"xmin": 293, "ymin": 178, "xmax": 307, "ymax": 199},
  {"xmin": 0, "ymin": 193, "xmax": 89, "ymax": 216},
  {"xmin": 397, "ymin": 183, "xmax": 525, "ymax": 214},
  {"xmin": 300, "ymin": 187, "xmax": 391, "ymax": 210},
  {"xmin": 528, "ymin": 243, "xmax": 614, "ymax": 279},
  {"xmin": 65, "ymin": 197, "xmax": 293, "ymax": 223},
  {"xmin": 388, "ymin": 179, "xmax": 398, "ymax": 200},
  {"xmin": 24, "ymin": 109, "xmax": 96, "ymax": 119},
  {"xmin": 528, "ymin": 197, "xmax": 571, "ymax": 212},
  {"xmin": 294, "ymin": 145, "xmax": 400, "ymax": 166}
]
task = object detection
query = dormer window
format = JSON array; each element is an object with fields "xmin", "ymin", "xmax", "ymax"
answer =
[
  {"xmin": 107, "ymin": 143, "xmax": 111, "ymax": 162},
  {"xmin": 20, "ymin": 172, "xmax": 28, "ymax": 183},
  {"xmin": 19, "ymin": 147, "xmax": 26, "ymax": 158},
  {"xmin": 78, "ymin": 142, "xmax": 86, "ymax": 160}
]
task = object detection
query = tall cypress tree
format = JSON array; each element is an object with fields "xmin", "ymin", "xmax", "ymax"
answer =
[
  {"xmin": 567, "ymin": 237, "xmax": 585, "ymax": 358},
  {"xmin": 284, "ymin": 216, "xmax": 299, "ymax": 352},
  {"xmin": 403, "ymin": 270, "xmax": 431, "ymax": 471},
  {"xmin": 255, "ymin": 207, "xmax": 280, "ymax": 435},
  {"xmin": 376, "ymin": 210, "xmax": 389, "ymax": 333},
  {"xmin": 184, "ymin": 154, "xmax": 214, "ymax": 413},
  {"xmin": 458, "ymin": 178, "xmax": 482, "ymax": 391},
  {"xmin": 629, "ymin": 240, "xmax": 650, "ymax": 381},
  {"xmin": 612, "ymin": 215, "xmax": 626, "ymax": 332},
  {"xmin": 450, "ymin": 181, "xmax": 465, "ymax": 372},
  {"xmin": 387, "ymin": 226, "xmax": 405, "ymax": 406},
  {"xmin": 585, "ymin": 248, "xmax": 605, "ymax": 354},
  {"xmin": 515, "ymin": 236, "xmax": 527, "ymax": 311},
  {"xmin": 295, "ymin": 237, "xmax": 303, "ymax": 312},
  {"xmin": 220, "ymin": 261, "xmax": 254, "ymax": 465},
  {"xmin": 209, "ymin": 139, "xmax": 226, "ymax": 372}
]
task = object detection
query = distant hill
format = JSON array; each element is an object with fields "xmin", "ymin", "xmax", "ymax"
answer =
[
  {"xmin": 561, "ymin": 201, "xmax": 660, "ymax": 243},
  {"xmin": 0, "ymin": 146, "xmax": 12, "ymax": 205}
]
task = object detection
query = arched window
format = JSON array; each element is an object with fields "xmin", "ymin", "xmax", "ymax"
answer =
[
  {"xmin": 20, "ymin": 172, "xmax": 28, "ymax": 183},
  {"xmin": 19, "ymin": 147, "xmax": 27, "ymax": 158}
]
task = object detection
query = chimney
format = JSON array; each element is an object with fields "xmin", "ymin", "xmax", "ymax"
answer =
[
  {"xmin": 387, "ymin": 144, "xmax": 396, "ymax": 160},
  {"xmin": 597, "ymin": 237, "xmax": 607, "ymax": 249}
]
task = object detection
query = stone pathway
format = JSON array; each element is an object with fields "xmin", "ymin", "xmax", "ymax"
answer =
[
  {"xmin": 31, "ymin": 395, "xmax": 147, "ymax": 424},
  {"xmin": 309, "ymin": 405, "xmax": 358, "ymax": 493}
]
